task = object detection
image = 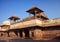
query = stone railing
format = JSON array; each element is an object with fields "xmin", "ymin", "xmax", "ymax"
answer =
[
  {"xmin": 10, "ymin": 18, "xmax": 60, "ymax": 29},
  {"xmin": 43, "ymin": 18, "xmax": 60, "ymax": 26},
  {"xmin": 10, "ymin": 19, "xmax": 42, "ymax": 29}
]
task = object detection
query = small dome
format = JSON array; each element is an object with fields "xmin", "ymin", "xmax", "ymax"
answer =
[{"xmin": 2, "ymin": 20, "xmax": 10, "ymax": 25}]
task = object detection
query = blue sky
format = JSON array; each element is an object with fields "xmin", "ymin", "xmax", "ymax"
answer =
[{"xmin": 0, "ymin": 0, "xmax": 60, "ymax": 24}]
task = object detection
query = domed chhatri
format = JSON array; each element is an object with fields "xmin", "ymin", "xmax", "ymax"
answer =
[
  {"xmin": 26, "ymin": 6, "xmax": 44, "ymax": 14},
  {"xmin": 2, "ymin": 20, "xmax": 10, "ymax": 25},
  {"xmin": 0, "ymin": 20, "xmax": 10, "ymax": 30},
  {"xmin": 26, "ymin": 6, "xmax": 48, "ymax": 20},
  {"xmin": 8, "ymin": 14, "xmax": 20, "ymax": 22}
]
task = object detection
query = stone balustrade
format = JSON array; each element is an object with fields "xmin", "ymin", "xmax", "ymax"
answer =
[{"xmin": 10, "ymin": 19, "xmax": 42, "ymax": 29}]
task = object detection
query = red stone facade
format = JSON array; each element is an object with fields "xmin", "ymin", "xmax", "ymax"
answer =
[{"xmin": 0, "ymin": 6, "xmax": 60, "ymax": 40}]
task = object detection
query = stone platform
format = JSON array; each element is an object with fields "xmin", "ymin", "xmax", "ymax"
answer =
[{"xmin": 0, "ymin": 38, "xmax": 60, "ymax": 42}]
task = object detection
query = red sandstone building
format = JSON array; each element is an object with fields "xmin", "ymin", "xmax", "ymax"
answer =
[{"xmin": 0, "ymin": 6, "xmax": 60, "ymax": 40}]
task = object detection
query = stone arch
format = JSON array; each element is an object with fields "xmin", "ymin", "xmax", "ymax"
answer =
[{"xmin": 0, "ymin": 32, "xmax": 5, "ymax": 37}]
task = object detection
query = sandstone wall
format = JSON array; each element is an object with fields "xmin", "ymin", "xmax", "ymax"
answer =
[{"xmin": 42, "ymin": 30, "xmax": 60, "ymax": 40}]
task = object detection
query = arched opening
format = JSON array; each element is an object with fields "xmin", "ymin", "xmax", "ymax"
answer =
[
  {"xmin": 0, "ymin": 32, "xmax": 4, "ymax": 37},
  {"xmin": 1, "ymin": 33, "xmax": 3, "ymax": 36}
]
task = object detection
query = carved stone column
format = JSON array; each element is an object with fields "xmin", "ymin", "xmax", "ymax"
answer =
[
  {"xmin": 18, "ymin": 32, "xmax": 20, "ymax": 38},
  {"xmin": 22, "ymin": 32, "xmax": 25, "ymax": 39},
  {"xmin": 29, "ymin": 31, "xmax": 31, "ymax": 38},
  {"xmin": 29, "ymin": 31, "xmax": 32, "ymax": 38}
]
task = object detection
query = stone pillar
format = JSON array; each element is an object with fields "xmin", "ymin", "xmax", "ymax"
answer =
[
  {"xmin": 22, "ymin": 32, "xmax": 25, "ymax": 39},
  {"xmin": 29, "ymin": 31, "xmax": 32, "ymax": 38},
  {"xmin": 18, "ymin": 32, "xmax": 20, "ymax": 38}
]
